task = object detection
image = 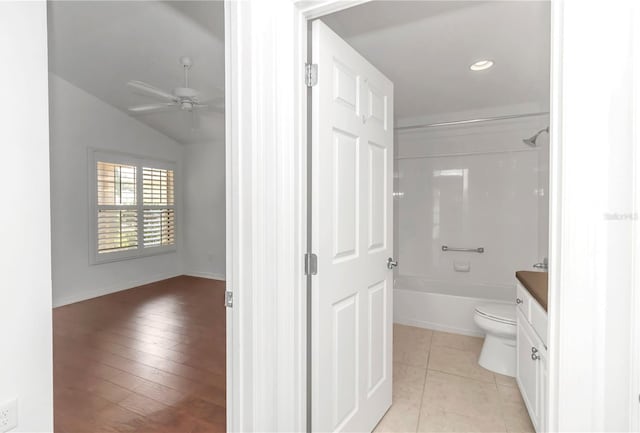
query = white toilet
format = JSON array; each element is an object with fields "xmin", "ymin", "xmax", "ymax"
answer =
[{"xmin": 473, "ymin": 302, "xmax": 517, "ymax": 377}]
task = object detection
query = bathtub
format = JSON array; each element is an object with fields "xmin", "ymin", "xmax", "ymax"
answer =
[{"xmin": 393, "ymin": 275, "xmax": 516, "ymax": 337}]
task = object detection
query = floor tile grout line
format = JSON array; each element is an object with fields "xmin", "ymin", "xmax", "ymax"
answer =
[
  {"xmin": 391, "ymin": 326, "xmax": 533, "ymax": 433},
  {"xmin": 425, "ymin": 365, "xmax": 496, "ymax": 385},
  {"xmin": 57, "ymin": 331, "xmax": 224, "ymax": 380},
  {"xmin": 67, "ymin": 363, "xmax": 193, "ymax": 409},
  {"xmin": 72, "ymin": 355, "xmax": 201, "ymax": 391},
  {"xmin": 414, "ymin": 330, "xmax": 434, "ymax": 433}
]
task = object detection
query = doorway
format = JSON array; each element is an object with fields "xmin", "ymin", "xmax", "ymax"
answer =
[
  {"xmin": 308, "ymin": 2, "xmax": 551, "ymax": 431},
  {"xmin": 47, "ymin": 2, "xmax": 227, "ymax": 431}
]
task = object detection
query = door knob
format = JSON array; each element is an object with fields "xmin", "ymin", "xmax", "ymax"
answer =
[{"xmin": 387, "ymin": 258, "xmax": 398, "ymax": 269}]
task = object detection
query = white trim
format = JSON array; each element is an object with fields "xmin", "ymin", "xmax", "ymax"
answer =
[
  {"xmin": 183, "ymin": 271, "xmax": 226, "ymax": 281},
  {"xmin": 546, "ymin": 2, "xmax": 563, "ymax": 428},
  {"xmin": 226, "ymin": 1, "xmax": 308, "ymax": 430},
  {"xmin": 547, "ymin": 1, "xmax": 639, "ymax": 431},
  {"xmin": 630, "ymin": 3, "xmax": 640, "ymax": 431},
  {"xmin": 52, "ymin": 272, "xmax": 223, "ymax": 308},
  {"xmin": 52, "ymin": 271, "xmax": 183, "ymax": 308},
  {"xmin": 224, "ymin": 2, "xmax": 236, "ymax": 431},
  {"xmin": 226, "ymin": 1, "xmax": 363, "ymax": 430}
]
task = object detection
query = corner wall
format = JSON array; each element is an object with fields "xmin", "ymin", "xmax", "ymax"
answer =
[
  {"xmin": 49, "ymin": 74, "xmax": 185, "ymax": 307},
  {"xmin": 183, "ymin": 140, "xmax": 226, "ymax": 279},
  {"xmin": 0, "ymin": 2, "xmax": 53, "ymax": 431}
]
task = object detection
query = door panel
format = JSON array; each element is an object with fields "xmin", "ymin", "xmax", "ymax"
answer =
[
  {"xmin": 333, "ymin": 130, "xmax": 360, "ymax": 261},
  {"xmin": 367, "ymin": 280, "xmax": 387, "ymax": 395},
  {"xmin": 312, "ymin": 20, "xmax": 394, "ymax": 433},
  {"xmin": 368, "ymin": 141, "xmax": 387, "ymax": 252},
  {"xmin": 333, "ymin": 294, "xmax": 359, "ymax": 427}
]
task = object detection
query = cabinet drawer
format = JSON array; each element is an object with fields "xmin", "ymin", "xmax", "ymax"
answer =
[{"xmin": 516, "ymin": 282, "xmax": 530, "ymax": 318}]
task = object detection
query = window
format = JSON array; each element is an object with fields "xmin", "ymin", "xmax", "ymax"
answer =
[
  {"xmin": 142, "ymin": 167, "xmax": 175, "ymax": 248},
  {"xmin": 92, "ymin": 152, "xmax": 176, "ymax": 263}
]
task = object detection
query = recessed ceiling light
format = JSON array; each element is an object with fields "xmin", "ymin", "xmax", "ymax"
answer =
[{"xmin": 470, "ymin": 60, "xmax": 494, "ymax": 71}]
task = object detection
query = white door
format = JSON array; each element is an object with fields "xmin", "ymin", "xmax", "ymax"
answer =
[{"xmin": 311, "ymin": 20, "xmax": 394, "ymax": 433}]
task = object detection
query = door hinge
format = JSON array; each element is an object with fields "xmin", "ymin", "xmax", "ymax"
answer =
[
  {"xmin": 305, "ymin": 63, "xmax": 318, "ymax": 87},
  {"xmin": 305, "ymin": 253, "xmax": 318, "ymax": 276},
  {"xmin": 225, "ymin": 291, "xmax": 233, "ymax": 308}
]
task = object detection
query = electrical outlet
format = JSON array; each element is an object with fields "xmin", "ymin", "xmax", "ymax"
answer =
[{"xmin": 0, "ymin": 399, "xmax": 17, "ymax": 433}]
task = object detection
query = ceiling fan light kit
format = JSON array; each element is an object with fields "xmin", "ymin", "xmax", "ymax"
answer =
[{"xmin": 127, "ymin": 56, "xmax": 223, "ymax": 119}]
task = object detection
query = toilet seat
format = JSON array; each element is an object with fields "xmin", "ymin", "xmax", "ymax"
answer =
[{"xmin": 475, "ymin": 303, "xmax": 516, "ymax": 325}]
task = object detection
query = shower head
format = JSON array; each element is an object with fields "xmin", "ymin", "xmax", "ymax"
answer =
[{"xmin": 523, "ymin": 126, "xmax": 549, "ymax": 147}]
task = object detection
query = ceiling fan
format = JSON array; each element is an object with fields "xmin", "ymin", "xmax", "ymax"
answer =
[{"xmin": 127, "ymin": 56, "xmax": 223, "ymax": 117}]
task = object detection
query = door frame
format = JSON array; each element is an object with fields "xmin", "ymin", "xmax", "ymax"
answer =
[
  {"xmin": 631, "ymin": 5, "xmax": 640, "ymax": 430},
  {"xmin": 224, "ymin": 2, "xmax": 374, "ymax": 430},
  {"xmin": 226, "ymin": 0, "xmax": 640, "ymax": 431}
]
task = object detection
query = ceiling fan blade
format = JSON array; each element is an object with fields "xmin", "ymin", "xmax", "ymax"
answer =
[
  {"xmin": 198, "ymin": 96, "xmax": 225, "ymax": 113},
  {"xmin": 127, "ymin": 80, "xmax": 178, "ymax": 102},
  {"xmin": 208, "ymin": 105, "xmax": 225, "ymax": 114},
  {"xmin": 128, "ymin": 103, "xmax": 177, "ymax": 113},
  {"xmin": 211, "ymin": 85, "xmax": 225, "ymax": 97},
  {"xmin": 200, "ymin": 95, "xmax": 224, "ymax": 105},
  {"xmin": 192, "ymin": 104, "xmax": 224, "ymax": 115}
]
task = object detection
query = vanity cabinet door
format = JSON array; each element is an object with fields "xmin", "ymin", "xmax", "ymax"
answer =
[{"xmin": 517, "ymin": 310, "xmax": 540, "ymax": 430}]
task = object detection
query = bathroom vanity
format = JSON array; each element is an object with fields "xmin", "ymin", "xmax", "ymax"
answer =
[{"xmin": 515, "ymin": 271, "xmax": 548, "ymax": 433}]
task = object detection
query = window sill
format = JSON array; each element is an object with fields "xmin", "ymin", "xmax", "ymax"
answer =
[{"xmin": 90, "ymin": 246, "xmax": 177, "ymax": 265}]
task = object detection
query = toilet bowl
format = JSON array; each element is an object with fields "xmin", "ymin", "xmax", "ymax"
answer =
[{"xmin": 474, "ymin": 302, "xmax": 517, "ymax": 377}]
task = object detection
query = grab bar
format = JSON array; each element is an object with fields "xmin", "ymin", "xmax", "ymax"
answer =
[{"xmin": 441, "ymin": 245, "xmax": 484, "ymax": 253}]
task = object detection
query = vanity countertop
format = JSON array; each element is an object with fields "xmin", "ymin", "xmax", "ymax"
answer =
[{"xmin": 516, "ymin": 271, "xmax": 548, "ymax": 311}]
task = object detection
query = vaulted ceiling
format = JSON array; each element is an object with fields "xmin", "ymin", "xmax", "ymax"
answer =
[
  {"xmin": 48, "ymin": 1, "xmax": 549, "ymax": 141},
  {"xmin": 322, "ymin": 1, "xmax": 551, "ymax": 125},
  {"xmin": 48, "ymin": 1, "xmax": 224, "ymax": 145}
]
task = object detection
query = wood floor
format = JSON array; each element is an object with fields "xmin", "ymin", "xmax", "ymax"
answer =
[{"xmin": 53, "ymin": 276, "xmax": 226, "ymax": 433}]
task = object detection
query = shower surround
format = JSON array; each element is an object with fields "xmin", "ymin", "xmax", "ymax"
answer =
[{"xmin": 393, "ymin": 115, "xmax": 549, "ymax": 335}]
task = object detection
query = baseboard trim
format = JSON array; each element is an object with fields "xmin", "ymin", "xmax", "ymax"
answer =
[
  {"xmin": 52, "ymin": 271, "xmax": 183, "ymax": 308},
  {"xmin": 393, "ymin": 317, "xmax": 484, "ymax": 338},
  {"xmin": 184, "ymin": 271, "xmax": 226, "ymax": 281}
]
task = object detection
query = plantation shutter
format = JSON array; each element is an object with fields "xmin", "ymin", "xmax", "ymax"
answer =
[
  {"xmin": 93, "ymin": 154, "xmax": 177, "ymax": 262},
  {"xmin": 96, "ymin": 162, "xmax": 138, "ymax": 254},
  {"xmin": 142, "ymin": 167, "xmax": 175, "ymax": 247}
]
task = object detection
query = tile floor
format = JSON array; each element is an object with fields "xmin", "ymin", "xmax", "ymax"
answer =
[{"xmin": 374, "ymin": 324, "xmax": 535, "ymax": 433}]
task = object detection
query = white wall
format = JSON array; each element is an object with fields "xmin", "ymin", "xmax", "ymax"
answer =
[
  {"xmin": 394, "ymin": 116, "xmax": 549, "ymax": 301},
  {"xmin": 0, "ymin": 2, "xmax": 53, "ymax": 431},
  {"xmin": 49, "ymin": 74, "xmax": 185, "ymax": 307},
  {"xmin": 547, "ymin": 2, "xmax": 638, "ymax": 431},
  {"xmin": 183, "ymin": 140, "xmax": 226, "ymax": 279}
]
